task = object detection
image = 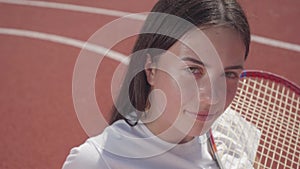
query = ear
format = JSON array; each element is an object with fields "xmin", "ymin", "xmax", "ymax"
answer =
[{"xmin": 144, "ymin": 54, "xmax": 156, "ymax": 86}]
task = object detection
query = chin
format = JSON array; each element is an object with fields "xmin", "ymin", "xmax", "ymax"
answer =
[
  {"xmin": 185, "ymin": 110, "xmax": 225, "ymax": 137},
  {"xmin": 186, "ymin": 121, "xmax": 213, "ymax": 136}
]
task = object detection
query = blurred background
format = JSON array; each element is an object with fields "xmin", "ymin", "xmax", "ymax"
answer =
[{"xmin": 0, "ymin": 0, "xmax": 299, "ymax": 168}]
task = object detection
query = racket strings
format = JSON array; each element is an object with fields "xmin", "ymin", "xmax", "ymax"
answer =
[
  {"xmin": 230, "ymin": 77, "xmax": 300, "ymax": 169},
  {"xmin": 235, "ymin": 78, "xmax": 298, "ymax": 113},
  {"xmin": 212, "ymin": 107, "xmax": 260, "ymax": 168}
]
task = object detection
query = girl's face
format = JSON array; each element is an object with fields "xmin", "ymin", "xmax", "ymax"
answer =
[{"xmin": 144, "ymin": 26, "xmax": 245, "ymax": 143}]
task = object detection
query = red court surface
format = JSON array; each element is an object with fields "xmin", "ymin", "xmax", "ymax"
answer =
[{"xmin": 0, "ymin": 0, "xmax": 299, "ymax": 169}]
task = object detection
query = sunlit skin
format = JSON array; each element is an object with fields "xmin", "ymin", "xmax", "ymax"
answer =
[{"xmin": 143, "ymin": 26, "xmax": 246, "ymax": 144}]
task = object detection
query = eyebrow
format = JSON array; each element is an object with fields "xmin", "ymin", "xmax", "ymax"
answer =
[
  {"xmin": 181, "ymin": 57, "xmax": 207, "ymax": 66},
  {"xmin": 181, "ymin": 57, "xmax": 244, "ymax": 70},
  {"xmin": 225, "ymin": 65, "xmax": 244, "ymax": 70}
]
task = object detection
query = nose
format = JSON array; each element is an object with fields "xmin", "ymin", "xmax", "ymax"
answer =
[
  {"xmin": 198, "ymin": 78, "xmax": 221, "ymax": 105},
  {"xmin": 198, "ymin": 87, "xmax": 219, "ymax": 106}
]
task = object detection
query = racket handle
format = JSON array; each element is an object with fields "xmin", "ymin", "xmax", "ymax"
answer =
[{"xmin": 207, "ymin": 129, "xmax": 225, "ymax": 169}]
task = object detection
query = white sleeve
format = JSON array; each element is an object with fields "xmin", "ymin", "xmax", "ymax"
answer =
[{"xmin": 62, "ymin": 140, "xmax": 109, "ymax": 169}]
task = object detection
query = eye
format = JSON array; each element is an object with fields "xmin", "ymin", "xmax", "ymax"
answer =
[
  {"xmin": 185, "ymin": 66, "xmax": 205, "ymax": 78},
  {"xmin": 225, "ymin": 71, "xmax": 239, "ymax": 79}
]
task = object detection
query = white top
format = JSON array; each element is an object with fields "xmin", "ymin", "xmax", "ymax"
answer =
[
  {"xmin": 62, "ymin": 120, "xmax": 219, "ymax": 169},
  {"xmin": 62, "ymin": 108, "xmax": 261, "ymax": 169}
]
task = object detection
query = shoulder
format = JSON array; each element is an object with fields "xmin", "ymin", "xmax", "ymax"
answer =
[
  {"xmin": 62, "ymin": 137, "xmax": 109, "ymax": 169},
  {"xmin": 62, "ymin": 120, "xmax": 132, "ymax": 169}
]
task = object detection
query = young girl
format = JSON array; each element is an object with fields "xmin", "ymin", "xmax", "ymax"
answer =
[{"xmin": 63, "ymin": 0, "xmax": 251, "ymax": 168}]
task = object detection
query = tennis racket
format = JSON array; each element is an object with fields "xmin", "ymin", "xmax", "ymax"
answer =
[{"xmin": 212, "ymin": 70, "xmax": 300, "ymax": 169}]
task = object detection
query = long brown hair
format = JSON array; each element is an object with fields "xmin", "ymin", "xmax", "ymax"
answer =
[{"xmin": 110, "ymin": 0, "xmax": 250, "ymax": 125}]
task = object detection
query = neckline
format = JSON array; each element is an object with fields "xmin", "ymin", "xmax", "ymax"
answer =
[{"xmin": 138, "ymin": 120, "xmax": 207, "ymax": 149}]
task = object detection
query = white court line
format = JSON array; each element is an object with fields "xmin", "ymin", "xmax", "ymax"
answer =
[
  {"xmin": 0, "ymin": 0, "xmax": 300, "ymax": 53},
  {"xmin": 251, "ymin": 35, "xmax": 300, "ymax": 53},
  {"xmin": 0, "ymin": 0, "xmax": 146, "ymax": 20},
  {"xmin": 0, "ymin": 28, "xmax": 129, "ymax": 64}
]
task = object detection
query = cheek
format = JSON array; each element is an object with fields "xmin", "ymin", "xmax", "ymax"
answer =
[
  {"xmin": 225, "ymin": 80, "xmax": 239, "ymax": 107},
  {"xmin": 154, "ymin": 72, "xmax": 182, "ymax": 110},
  {"xmin": 174, "ymin": 73, "xmax": 200, "ymax": 104},
  {"xmin": 155, "ymin": 70, "xmax": 197, "ymax": 103}
]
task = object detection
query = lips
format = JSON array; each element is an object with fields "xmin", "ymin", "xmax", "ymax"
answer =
[{"xmin": 184, "ymin": 110, "xmax": 216, "ymax": 121}]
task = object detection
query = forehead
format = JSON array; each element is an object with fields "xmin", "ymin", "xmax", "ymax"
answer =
[{"xmin": 158, "ymin": 26, "xmax": 245, "ymax": 68}]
